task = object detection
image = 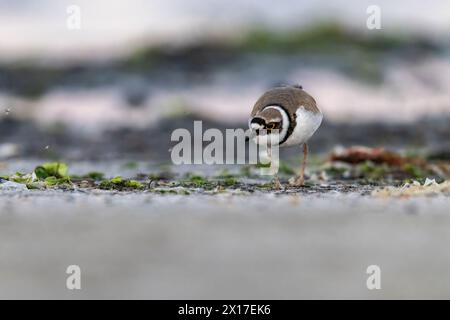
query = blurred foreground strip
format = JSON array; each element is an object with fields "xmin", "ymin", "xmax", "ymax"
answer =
[{"xmin": 372, "ymin": 178, "xmax": 450, "ymax": 197}]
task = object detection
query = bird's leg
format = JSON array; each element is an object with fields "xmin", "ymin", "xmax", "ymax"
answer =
[
  {"xmin": 298, "ymin": 143, "xmax": 308, "ymax": 186},
  {"xmin": 267, "ymin": 145, "xmax": 282, "ymax": 190},
  {"xmin": 291, "ymin": 143, "xmax": 308, "ymax": 187},
  {"xmin": 273, "ymin": 174, "xmax": 282, "ymax": 190}
]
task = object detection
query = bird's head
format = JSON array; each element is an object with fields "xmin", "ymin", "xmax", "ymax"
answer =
[{"xmin": 249, "ymin": 106, "xmax": 288, "ymax": 145}]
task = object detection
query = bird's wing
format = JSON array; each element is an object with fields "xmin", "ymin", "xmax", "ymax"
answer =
[{"xmin": 251, "ymin": 86, "xmax": 320, "ymax": 117}]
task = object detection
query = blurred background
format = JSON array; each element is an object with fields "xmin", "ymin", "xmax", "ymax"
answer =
[{"xmin": 0, "ymin": 0, "xmax": 449, "ymax": 161}]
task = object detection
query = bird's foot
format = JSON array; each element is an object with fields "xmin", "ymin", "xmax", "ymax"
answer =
[
  {"xmin": 273, "ymin": 176, "xmax": 283, "ymax": 190},
  {"xmin": 288, "ymin": 176, "xmax": 305, "ymax": 187}
]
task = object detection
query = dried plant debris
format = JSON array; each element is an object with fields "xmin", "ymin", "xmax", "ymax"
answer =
[
  {"xmin": 329, "ymin": 146, "xmax": 428, "ymax": 177},
  {"xmin": 325, "ymin": 146, "xmax": 448, "ymax": 182},
  {"xmin": 373, "ymin": 178, "xmax": 450, "ymax": 197},
  {"xmin": 330, "ymin": 146, "xmax": 410, "ymax": 166}
]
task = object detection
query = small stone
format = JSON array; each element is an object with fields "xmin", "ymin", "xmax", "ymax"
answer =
[
  {"xmin": 79, "ymin": 180, "xmax": 91, "ymax": 188},
  {"xmin": 423, "ymin": 178, "xmax": 437, "ymax": 187},
  {"xmin": 0, "ymin": 180, "xmax": 28, "ymax": 191}
]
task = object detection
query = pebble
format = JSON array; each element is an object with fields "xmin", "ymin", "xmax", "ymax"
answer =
[{"xmin": 0, "ymin": 179, "xmax": 28, "ymax": 191}]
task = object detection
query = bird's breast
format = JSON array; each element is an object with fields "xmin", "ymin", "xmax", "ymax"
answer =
[{"xmin": 282, "ymin": 107, "xmax": 323, "ymax": 147}]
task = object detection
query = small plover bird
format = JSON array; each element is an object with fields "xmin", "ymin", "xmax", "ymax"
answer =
[{"xmin": 249, "ymin": 85, "xmax": 323, "ymax": 187}]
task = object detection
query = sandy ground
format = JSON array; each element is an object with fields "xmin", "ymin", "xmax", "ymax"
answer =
[{"xmin": 1, "ymin": 189, "xmax": 449, "ymax": 299}]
